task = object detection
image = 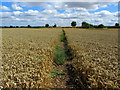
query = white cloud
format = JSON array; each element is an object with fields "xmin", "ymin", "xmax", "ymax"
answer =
[
  {"xmin": 63, "ymin": 2, "xmax": 99, "ymax": 11},
  {"xmin": 1, "ymin": 0, "xmax": 119, "ymax": 2},
  {"xmin": 40, "ymin": 18, "xmax": 48, "ymax": 21},
  {"xmin": 0, "ymin": 6, "xmax": 10, "ymax": 10},
  {"xmin": 15, "ymin": 18, "xmax": 25, "ymax": 21},
  {"xmin": 94, "ymin": 10, "xmax": 112, "ymax": 17},
  {"xmin": 19, "ymin": 2, "xmax": 44, "ymax": 7},
  {"xmin": 74, "ymin": 8, "xmax": 87, "ymax": 12},
  {"xmin": 1, "ymin": 12, "xmax": 12, "ymax": 18},
  {"xmin": 65, "ymin": 9, "xmax": 72, "ymax": 13},
  {"xmin": 99, "ymin": 5, "xmax": 107, "ymax": 8},
  {"xmin": 24, "ymin": 10, "xmax": 39, "ymax": 16},
  {"xmin": 1, "ymin": 0, "xmax": 118, "ymax": 27},
  {"xmin": 17, "ymin": 2, "xmax": 110, "ymax": 11},
  {"xmin": 13, "ymin": 11, "xmax": 23, "ymax": 16},
  {"xmin": 1, "ymin": 9, "xmax": 118, "ymax": 26},
  {"xmin": 42, "ymin": 9, "xmax": 58, "ymax": 15},
  {"xmin": 42, "ymin": 2, "xmax": 113, "ymax": 11},
  {"xmin": 12, "ymin": 4, "xmax": 23, "ymax": 10}
]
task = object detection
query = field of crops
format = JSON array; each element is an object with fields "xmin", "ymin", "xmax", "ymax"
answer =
[
  {"xmin": 1, "ymin": 28, "xmax": 61, "ymax": 88},
  {"xmin": 65, "ymin": 28, "xmax": 119, "ymax": 88},
  {"xmin": 0, "ymin": 28, "xmax": 119, "ymax": 89}
]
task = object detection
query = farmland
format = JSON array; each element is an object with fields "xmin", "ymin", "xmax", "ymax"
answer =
[
  {"xmin": 1, "ymin": 28, "xmax": 61, "ymax": 88},
  {"xmin": 0, "ymin": 28, "xmax": 119, "ymax": 89},
  {"xmin": 65, "ymin": 28, "xmax": 118, "ymax": 88}
]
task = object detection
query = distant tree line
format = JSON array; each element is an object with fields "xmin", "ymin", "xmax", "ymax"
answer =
[
  {"xmin": 1, "ymin": 22, "xmax": 120, "ymax": 28},
  {"xmin": 70, "ymin": 21, "xmax": 120, "ymax": 28},
  {"xmin": 81, "ymin": 22, "xmax": 105, "ymax": 28},
  {"xmin": 1, "ymin": 24, "xmax": 57, "ymax": 28}
]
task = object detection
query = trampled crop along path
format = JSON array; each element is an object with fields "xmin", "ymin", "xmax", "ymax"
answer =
[{"xmin": 52, "ymin": 29, "xmax": 87, "ymax": 89}]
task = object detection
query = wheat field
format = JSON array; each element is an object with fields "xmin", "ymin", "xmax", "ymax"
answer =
[
  {"xmin": 1, "ymin": 28, "xmax": 61, "ymax": 88},
  {"xmin": 0, "ymin": 28, "xmax": 119, "ymax": 88},
  {"xmin": 65, "ymin": 28, "xmax": 119, "ymax": 88}
]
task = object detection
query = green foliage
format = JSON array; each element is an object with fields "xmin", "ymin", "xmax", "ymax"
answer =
[
  {"xmin": 10, "ymin": 26, "xmax": 13, "ymax": 28},
  {"xmin": 98, "ymin": 24, "xmax": 104, "ymax": 28},
  {"xmin": 45, "ymin": 24, "xmax": 49, "ymax": 27},
  {"xmin": 89, "ymin": 24, "xmax": 94, "ymax": 28},
  {"xmin": 60, "ymin": 34, "xmax": 66, "ymax": 42},
  {"xmin": 53, "ymin": 24, "xmax": 57, "ymax": 27},
  {"xmin": 60, "ymin": 30, "xmax": 66, "ymax": 42},
  {"xmin": 71, "ymin": 21, "xmax": 77, "ymax": 27},
  {"xmin": 38, "ymin": 56, "xmax": 44, "ymax": 60},
  {"xmin": 51, "ymin": 70, "xmax": 65, "ymax": 78},
  {"xmin": 16, "ymin": 26, "xmax": 19, "ymax": 28},
  {"xmin": 115, "ymin": 23, "xmax": 119, "ymax": 26},
  {"xmin": 54, "ymin": 46, "xmax": 66, "ymax": 65},
  {"xmin": 82, "ymin": 22, "xmax": 90, "ymax": 28},
  {"xmin": 28, "ymin": 25, "xmax": 31, "ymax": 28},
  {"xmin": 81, "ymin": 22, "xmax": 106, "ymax": 28}
]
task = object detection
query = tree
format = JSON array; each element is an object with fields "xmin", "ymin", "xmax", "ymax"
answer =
[
  {"xmin": 89, "ymin": 24, "xmax": 94, "ymax": 28},
  {"xmin": 98, "ymin": 24, "xmax": 104, "ymax": 28},
  {"xmin": 10, "ymin": 26, "xmax": 13, "ymax": 28},
  {"xmin": 28, "ymin": 25, "xmax": 31, "ymax": 28},
  {"xmin": 82, "ymin": 22, "xmax": 89, "ymax": 28},
  {"xmin": 115, "ymin": 23, "xmax": 119, "ymax": 26},
  {"xmin": 16, "ymin": 26, "xmax": 19, "ymax": 28},
  {"xmin": 45, "ymin": 24, "xmax": 49, "ymax": 27},
  {"xmin": 4, "ymin": 26, "xmax": 7, "ymax": 28},
  {"xmin": 71, "ymin": 21, "xmax": 77, "ymax": 27},
  {"xmin": 53, "ymin": 24, "xmax": 57, "ymax": 27}
]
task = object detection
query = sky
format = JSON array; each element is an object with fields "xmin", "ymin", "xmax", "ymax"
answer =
[{"xmin": 0, "ymin": 0, "xmax": 119, "ymax": 26}]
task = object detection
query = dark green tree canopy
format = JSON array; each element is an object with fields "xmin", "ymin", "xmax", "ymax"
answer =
[
  {"xmin": 28, "ymin": 25, "xmax": 31, "ymax": 28},
  {"xmin": 82, "ymin": 22, "xmax": 90, "ymax": 28},
  {"xmin": 98, "ymin": 24, "xmax": 104, "ymax": 28},
  {"xmin": 10, "ymin": 26, "xmax": 13, "ymax": 28},
  {"xmin": 71, "ymin": 21, "xmax": 77, "ymax": 27},
  {"xmin": 45, "ymin": 24, "xmax": 49, "ymax": 27},
  {"xmin": 53, "ymin": 24, "xmax": 57, "ymax": 27},
  {"xmin": 115, "ymin": 23, "xmax": 119, "ymax": 26}
]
